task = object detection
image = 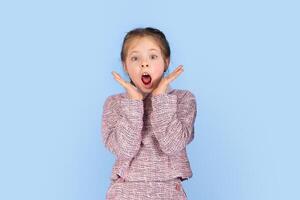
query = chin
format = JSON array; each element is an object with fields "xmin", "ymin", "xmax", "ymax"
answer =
[{"xmin": 140, "ymin": 87, "xmax": 153, "ymax": 93}]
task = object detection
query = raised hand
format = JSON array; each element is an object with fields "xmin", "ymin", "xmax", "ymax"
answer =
[
  {"xmin": 152, "ymin": 65, "xmax": 184, "ymax": 96},
  {"xmin": 112, "ymin": 71, "xmax": 144, "ymax": 100}
]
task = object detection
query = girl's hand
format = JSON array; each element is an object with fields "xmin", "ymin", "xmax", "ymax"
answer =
[
  {"xmin": 112, "ymin": 71, "xmax": 144, "ymax": 100},
  {"xmin": 152, "ymin": 65, "xmax": 184, "ymax": 96}
]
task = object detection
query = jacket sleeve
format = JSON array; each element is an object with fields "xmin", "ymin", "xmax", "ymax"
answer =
[
  {"xmin": 150, "ymin": 90, "xmax": 197, "ymax": 155},
  {"xmin": 101, "ymin": 95, "xmax": 144, "ymax": 159}
]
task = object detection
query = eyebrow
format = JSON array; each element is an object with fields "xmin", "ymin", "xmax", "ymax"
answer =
[
  {"xmin": 149, "ymin": 48, "xmax": 159, "ymax": 52},
  {"xmin": 129, "ymin": 48, "xmax": 159, "ymax": 56}
]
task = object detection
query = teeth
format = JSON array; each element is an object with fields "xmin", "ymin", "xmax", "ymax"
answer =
[{"xmin": 143, "ymin": 72, "xmax": 149, "ymax": 76}]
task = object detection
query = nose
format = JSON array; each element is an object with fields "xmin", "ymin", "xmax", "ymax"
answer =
[
  {"xmin": 141, "ymin": 57, "xmax": 149, "ymax": 68},
  {"xmin": 141, "ymin": 64, "xmax": 149, "ymax": 68}
]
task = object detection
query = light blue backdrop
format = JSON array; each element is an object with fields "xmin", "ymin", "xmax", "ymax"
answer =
[{"xmin": 0, "ymin": 0, "xmax": 299, "ymax": 199}]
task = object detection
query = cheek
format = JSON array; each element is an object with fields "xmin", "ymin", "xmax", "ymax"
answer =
[
  {"xmin": 127, "ymin": 67, "xmax": 140, "ymax": 80},
  {"xmin": 125, "ymin": 61, "xmax": 138, "ymax": 72},
  {"xmin": 151, "ymin": 67, "xmax": 165, "ymax": 81},
  {"xmin": 152, "ymin": 60, "xmax": 166, "ymax": 73}
]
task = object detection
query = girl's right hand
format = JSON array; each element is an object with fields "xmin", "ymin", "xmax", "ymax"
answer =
[{"xmin": 112, "ymin": 71, "xmax": 144, "ymax": 100}]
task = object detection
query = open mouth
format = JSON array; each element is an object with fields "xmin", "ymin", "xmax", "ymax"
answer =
[{"xmin": 141, "ymin": 72, "xmax": 152, "ymax": 85}]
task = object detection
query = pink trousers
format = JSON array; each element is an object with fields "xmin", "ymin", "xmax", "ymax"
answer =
[{"xmin": 106, "ymin": 177, "xmax": 188, "ymax": 200}]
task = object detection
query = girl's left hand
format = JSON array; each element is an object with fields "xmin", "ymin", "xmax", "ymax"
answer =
[{"xmin": 152, "ymin": 65, "xmax": 184, "ymax": 96}]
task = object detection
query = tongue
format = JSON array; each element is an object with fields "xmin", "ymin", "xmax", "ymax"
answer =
[{"xmin": 142, "ymin": 75, "xmax": 151, "ymax": 84}]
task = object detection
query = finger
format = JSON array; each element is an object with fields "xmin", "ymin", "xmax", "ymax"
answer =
[
  {"xmin": 112, "ymin": 71, "xmax": 138, "ymax": 92},
  {"xmin": 166, "ymin": 65, "xmax": 184, "ymax": 83},
  {"xmin": 175, "ymin": 65, "xmax": 184, "ymax": 72},
  {"xmin": 168, "ymin": 68, "xmax": 184, "ymax": 83},
  {"xmin": 169, "ymin": 65, "xmax": 183, "ymax": 77},
  {"xmin": 112, "ymin": 71, "xmax": 130, "ymax": 89},
  {"xmin": 112, "ymin": 71, "xmax": 121, "ymax": 79}
]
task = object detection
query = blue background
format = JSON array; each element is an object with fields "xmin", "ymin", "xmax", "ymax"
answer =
[{"xmin": 0, "ymin": 0, "xmax": 299, "ymax": 199}]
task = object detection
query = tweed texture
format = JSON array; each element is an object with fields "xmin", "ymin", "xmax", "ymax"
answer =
[
  {"xmin": 106, "ymin": 177, "xmax": 187, "ymax": 200},
  {"xmin": 101, "ymin": 87, "xmax": 197, "ymax": 199}
]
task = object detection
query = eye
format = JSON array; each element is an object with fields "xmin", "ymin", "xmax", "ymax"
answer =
[
  {"xmin": 130, "ymin": 56, "xmax": 138, "ymax": 61},
  {"xmin": 150, "ymin": 55, "xmax": 158, "ymax": 59}
]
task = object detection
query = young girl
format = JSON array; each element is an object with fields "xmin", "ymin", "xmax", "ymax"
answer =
[{"xmin": 101, "ymin": 27, "xmax": 197, "ymax": 199}]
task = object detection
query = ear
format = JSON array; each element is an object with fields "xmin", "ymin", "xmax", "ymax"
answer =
[
  {"xmin": 122, "ymin": 62, "xmax": 128, "ymax": 74},
  {"xmin": 164, "ymin": 58, "xmax": 170, "ymax": 71}
]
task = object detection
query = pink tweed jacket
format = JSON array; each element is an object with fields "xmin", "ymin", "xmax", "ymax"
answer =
[{"xmin": 101, "ymin": 86, "xmax": 197, "ymax": 182}]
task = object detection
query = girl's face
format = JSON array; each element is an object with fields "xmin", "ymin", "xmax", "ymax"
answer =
[{"xmin": 122, "ymin": 36, "xmax": 169, "ymax": 95}]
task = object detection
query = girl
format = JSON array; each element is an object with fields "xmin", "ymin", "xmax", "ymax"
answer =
[{"xmin": 101, "ymin": 27, "xmax": 197, "ymax": 199}]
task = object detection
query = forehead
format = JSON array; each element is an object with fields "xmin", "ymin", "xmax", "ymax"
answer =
[{"xmin": 127, "ymin": 36, "xmax": 161, "ymax": 54}]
